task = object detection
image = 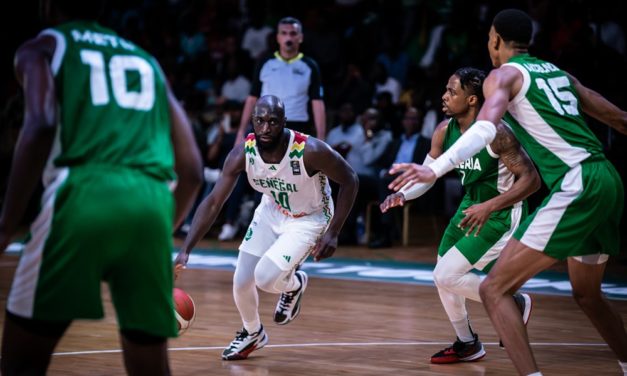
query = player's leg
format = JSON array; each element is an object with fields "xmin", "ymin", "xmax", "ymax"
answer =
[
  {"xmin": 432, "ymin": 251, "xmax": 485, "ymax": 364},
  {"xmin": 223, "ymin": 206, "xmax": 276, "ymax": 360},
  {"xmin": 2, "ymin": 169, "xmax": 104, "ymax": 374},
  {"xmin": 104, "ymin": 171, "xmax": 177, "ymax": 372},
  {"xmin": 482, "ymin": 161, "xmax": 616, "ymax": 374},
  {"xmin": 563, "ymin": 160, "xmax": 627, "ymax": 365},
  {"xmin": 433, "ymin": 247, "xmax": 482, "ymax": 303},
  {"xmin": 479, "ymin": 238, "xmax": 556, "ymax": 375},
  {"xmin": 1, "ymin": 311, "xmax": 70, "ymax": 375},
  {"xmin": 262, "ymin": 214, "xmax": 327, "ymax": 325},
  {"xmin": 119, "ymin": 330, "xmax": 170, "ymax": 376},
  {"xmin": 223, "ymin": 251, "xmax": 269, "ymax": 361},
  {"xmin": 431, "ymin": 216, "xmax": 494, "ymax": 364},
  {"xmin": 233, "ymin": 251, "xmax": 263, "ymax": 333},
  {"xmin": 568, "ymin": 257, "xmax": 627, "ymax": 363},
  {"xmin": 433, "ymin": 250, "xmax": 481, "ymax": 342}
]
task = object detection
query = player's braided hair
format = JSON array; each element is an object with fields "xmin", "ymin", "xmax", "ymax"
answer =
[{"xmin": 454, "ymin": 67, "xmax": 486, "ymax": 105}]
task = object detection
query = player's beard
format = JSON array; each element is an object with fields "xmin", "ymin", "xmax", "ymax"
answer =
[{"xmin": 255, "ymin": 132, "xmax": 282, "ymax": 151}]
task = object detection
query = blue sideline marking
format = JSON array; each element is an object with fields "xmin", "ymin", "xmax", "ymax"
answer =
[{"xmin": 178, "ymin": 248, "xmax": 627, "ymax": 301}]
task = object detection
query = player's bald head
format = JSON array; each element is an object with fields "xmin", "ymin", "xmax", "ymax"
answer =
[{"xmin": 253, "ymin": 95, "xmax": 286, "ymax": 119}]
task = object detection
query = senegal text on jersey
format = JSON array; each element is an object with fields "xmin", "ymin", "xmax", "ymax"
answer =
[
  {"xmin": 71, "ymin": 30, "xmax": 135, "ymax": 51},
  {"xmin": 251, "ymin": 177, "xmax": 298, "ymax": 192}
]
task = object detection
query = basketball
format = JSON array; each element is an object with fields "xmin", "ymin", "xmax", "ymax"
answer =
[{"xmin": 173, "ymin": 287, "xmax": 196, "ymax": 336}]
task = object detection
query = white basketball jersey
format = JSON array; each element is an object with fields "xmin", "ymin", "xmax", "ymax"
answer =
[{"xmin": 244, "ymin": 129, "xmax": 334, "ymax": 219}]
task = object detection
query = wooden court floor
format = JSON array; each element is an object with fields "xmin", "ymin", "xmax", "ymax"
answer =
[{"xmin": 1, "ymin": 242, "xmax": 627, "ymax": 375}]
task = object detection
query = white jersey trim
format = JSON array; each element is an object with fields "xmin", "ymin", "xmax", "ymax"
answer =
[
  {"xmin": 521, "ymin": 164, "xmax": 583, "ymax": 251},
  {"xmin": 474, "ymin": 202, "xmax": 523, "ymax": 270},
  {"xmin": 496, "ymin": 159, "xmax": 515, "ymax": 194},
  {"xmin": 8, "ymin": 167, "xmax": 69, "ymax": 317},
  {"xmin": 503, "ymin": 62, "xmax": 531, "ymax": 106},
  {"xmin": 506, "ymin": 97, "xmax": 590, "ymax": 167},
  {"xmin": 485, "ymin": 143, "xmax": 499, "ymax": 159},
  {"xmin": 39, "ymin": 29, "xmax": 67, "ymax": 76}
]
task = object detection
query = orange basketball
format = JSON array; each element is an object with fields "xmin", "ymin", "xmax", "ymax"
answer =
[{"xmin": 173, "ymin": 287, "xmax": 196, "ymax": 336}]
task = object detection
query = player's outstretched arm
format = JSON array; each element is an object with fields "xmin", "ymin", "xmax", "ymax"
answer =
[
  {"xmin": 459, "ymin": 124, "xmax": 541, "ymax": 236},
  {"xmin": 167, "ymin": 88, "xmax": 203, "ymax": 230},
  {"xmin": 383, "ymin": 120, "xmax": 448, "ymax": 210},
  {"xmin": 304, "ymin": 138, "xmax": 358, "ymax": 261},
  {"xmin": 568, "ymin": 73, "xmax": 627, "ymax": 135},
  {"xmin": 0, "ymin": 36, "xmax": 57, "ymax": 252},
  {"xmin": 388, "ymin": 68, "xmax": 519, "ymax": 191},
  {"xmin": 176, "ymin": 145, "xmax": 246, "ymax": 266}
]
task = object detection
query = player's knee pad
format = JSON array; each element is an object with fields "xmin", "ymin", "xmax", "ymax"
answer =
[
  {"xmin": 254, "ymin": 256, "xmax": 285, "ymax": 293},
  {"xmin": 121, "ymin": 329, "xmax": 166, "ymax": 345},
  {"xmin": 233, "ymin": 267, "xmax": 256, "ymax": 292},
  {"xmin": 6, "ymin": 309, "xmax": 70, "ymax": 339},
  {"xmin": 233, "ymin": 252, "xmax": 260, "ymax": 292},
  {"xmin": 433, "ymin": 263, "xmax": 457, "ymax": 289}
]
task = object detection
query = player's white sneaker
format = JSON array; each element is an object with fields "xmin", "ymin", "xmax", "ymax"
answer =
[
  {"xmin": 218, "ymin": 223, "xmax": 238, "ymax": 241},
  {"xmin": 221, "ymin": 325, "xmax": 268, "ymax": 360},
  {"xmin": 274, "ymin": 270, "xmax": 308, "ymax": 325}
]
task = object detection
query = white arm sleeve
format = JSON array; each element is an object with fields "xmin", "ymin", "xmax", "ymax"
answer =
[
  {"xmin": 399, "ymin": 154, "xmax": 436, "ymax": 200},
  {"xmin": 428, "ymin": 120, "xmax": 497, "ymax": 178}
]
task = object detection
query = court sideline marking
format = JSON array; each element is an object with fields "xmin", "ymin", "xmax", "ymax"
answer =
[{"xmin": 51, "ymin": 341, "xmax": 609, "ymax": 356}]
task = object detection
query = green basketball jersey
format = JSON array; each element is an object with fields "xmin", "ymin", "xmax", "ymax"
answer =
[
  {"xmin": 41, "ymin": 21, "xmax": 174, "ymax": 181},
  {"xmin": 502, "ymin": 54, "xmax": 604, "ymax": 189},
  {"xmin": 443, "ymin": 118, "xmax": 515, "ymax": 205}
]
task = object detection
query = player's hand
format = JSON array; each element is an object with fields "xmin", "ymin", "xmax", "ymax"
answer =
[
  {"xmin": 174, "ymin": 251, "xmax": 189, "ymax": 280},
  {"xmin": 459, "ymin": 202, "xmax": 493, "ymax": 237},
  {"xmin": 311, "ymin": 232, "xmax": 338, "ymax": 262},
  {"xmin": 387, "ymin": 163, "xmax": 436, "ymax": 192},
  {"xmin": 380, "ymin": 192, "xmax": 406, "ymax": 213}
]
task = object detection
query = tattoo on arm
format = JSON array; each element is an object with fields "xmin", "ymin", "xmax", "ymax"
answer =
[{"xmin": 491, "ymin": 125, "xmax": 534, "ymax": 177}]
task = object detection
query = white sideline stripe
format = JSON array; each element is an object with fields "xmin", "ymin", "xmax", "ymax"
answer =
[{"xmin": 51, "ymin": 341, "xmax": 608, "ymax": 356}]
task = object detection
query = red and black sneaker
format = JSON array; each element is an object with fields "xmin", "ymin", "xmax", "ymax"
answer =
[{"xmin": 430, "ymin": 333, "xmax": 486, "ymax": 364}]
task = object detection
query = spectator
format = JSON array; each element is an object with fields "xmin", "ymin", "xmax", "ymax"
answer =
[
  {"xmin": 341, "ymin": 108, "xmax": 393, "ymax": 244},
  {"xmin": 326, "ymin": 103, "xmax": 365, "ymax": 159},
  {"xmin": 220, "ymin": 59, "xmax": 252, "ymax": 103},
  {"xmin": 368, "ymin": 106, "xmax": 433, "ymax": 248},
  {"xmin": 241, "ymin": 12, "xmax": 273, "ymax": 61},
  {"xmin": 371, "ymin": 61, "xmax": 401, "ymax": 105},
  {"xmin": 332, "ymin": 62, "xmax": 373, "ymax": 115}
]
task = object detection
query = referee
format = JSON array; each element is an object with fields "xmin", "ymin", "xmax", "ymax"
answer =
[{"xmin": 236, "ymin": 17, "xmax": 327, "ymax": 142}]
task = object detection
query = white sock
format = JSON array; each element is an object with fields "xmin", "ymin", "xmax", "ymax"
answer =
[
  {"xmin": 527, "ymin": 372, "xmax": 543, "ymax": 376},
  {"xmin": 451, "ymin": 317, "xmax": 475, "ymax": 342},
  {"xmin": 619, "ymin": 361, "xmax": 627, "ymax": 375}
]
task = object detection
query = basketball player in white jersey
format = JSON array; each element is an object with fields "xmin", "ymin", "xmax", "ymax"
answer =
[{"xmin": 175, "ymin": 95, "xmax": 358, "ymax": 360}]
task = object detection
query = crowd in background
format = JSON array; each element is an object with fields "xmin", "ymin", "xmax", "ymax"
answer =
[{"xmin": 2, "ymin": 0, "xmax": 626, "ymax": 245}]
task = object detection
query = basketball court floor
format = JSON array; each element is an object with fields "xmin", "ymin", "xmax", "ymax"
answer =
[{"xmin": 1, "ymin": 239, "xmax": 626, "ymax": 375}]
